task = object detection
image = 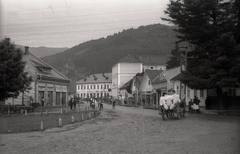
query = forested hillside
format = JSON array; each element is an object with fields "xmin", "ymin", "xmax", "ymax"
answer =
[
  {"xmin": 41, "ymin": 24, "xmax": 178, "ymax": 80},
  {"xmin": 16, "ymin": 45, "xmax": 68, "ymax": 58}
]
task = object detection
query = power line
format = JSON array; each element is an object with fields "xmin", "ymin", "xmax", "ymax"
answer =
[{"xmin": 1, "ymin": 7, "xmax": 164, "ymax": 27}]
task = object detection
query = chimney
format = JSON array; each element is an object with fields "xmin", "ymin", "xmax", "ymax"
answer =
[
  {"xmin": 5, "ymin": 38, "xmax": 10, "ymax": 44},
  {"xmin": 25, "ymin": 46, "xmax": 29, "ymax": 54}
]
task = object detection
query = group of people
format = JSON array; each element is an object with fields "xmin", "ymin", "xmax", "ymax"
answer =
[
  {"xmin": 89, "ymin": 98, "xmax": 104, "ymax": 110},
  {"xmin": 188, "ymin": 96, "xmax": 201, "ymax": 112},
  {"xmin": 69, "ymin": 97, "xmax": 78, "ymax": 111}
]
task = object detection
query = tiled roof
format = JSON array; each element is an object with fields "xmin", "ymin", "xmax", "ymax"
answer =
[
  {"xmin": 77, "ymin": 73, "xmax": 112, "ymax": 84},
  {"xmin": 153, "ymin": 66, "xmax": 181, "ymax": 84},
  {"xmin": 118, "ymin": 54, "xmax": 167, "ymax": 65},
  {"xmin": 22, "ymin": 49, "xmax": 70, "ymax": 83}
]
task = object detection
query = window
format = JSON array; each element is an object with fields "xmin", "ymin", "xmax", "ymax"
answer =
[
  {"xmin": 77, "ymin": 85, "xmax": 79, "ymax": 90},
  {"xmin": 83, "ymin": 85, "xmax": 85, "ymax": 89},
  {"xmin": 101, "ymin": 85, "xmax": 103, "ymax": 89},
  {"xmin": 148, "ymin": 80, "xmax": 151, "ymax": 85},
  {"xmin": 94, "ymin": 85, "xmax": 96, "ymax": 89},
  {"xmin": 104, "ymin": 84, "xmax": 106, "ymax": 89},
  {"xmin": 97, "ymin": 85, "xmax": 99, "ymax": 89},
  {"xmin": 90, "ymin": 85, "xmax": 92, "ymax": 89}
]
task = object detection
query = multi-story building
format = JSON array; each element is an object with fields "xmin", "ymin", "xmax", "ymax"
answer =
[
  {"xmin": 4, "ymin": 46, "xmax": 70, "ymax": 107},
  {"xmin": 112, "ymin": 55, "xmax": 142, "ymax": 99},
  {"xmin": 112, "ymin": 54, "xmax": 166, "ymax": 100},
  {"xmin": 76, "ymin": 73, "xmax": 112, "ymax": 99}
]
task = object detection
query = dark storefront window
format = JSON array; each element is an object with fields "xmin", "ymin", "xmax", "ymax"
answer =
[{"xmin": 56, "ymin": 92, "xmax": 60, "ymax": 106}]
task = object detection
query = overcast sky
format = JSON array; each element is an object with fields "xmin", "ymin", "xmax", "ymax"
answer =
[{"xmin": 0, "ymin": 0, "xmax": 170, "ymax": 48}]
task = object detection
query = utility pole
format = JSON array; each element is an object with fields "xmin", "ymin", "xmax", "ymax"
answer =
[{"xmin": 179, "ymin": 45, "xmax": 189, "ymax": 99}]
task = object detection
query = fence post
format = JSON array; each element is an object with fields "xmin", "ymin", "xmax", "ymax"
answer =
[
  {"xmin": 40, "ymin": 121, "xmax": 44, "ymax": 131},
  {"xmin": 25, "ymin": 109, "xmax": 27, "ymax": 116},
  {"xmin": 71, "ymin": 116, "xmax": 75, "ymax": 123},
  {"xmin": 81, "ymin": 114, "xmax": 84, "ymax": 121},
  {"xmin": 60, "ymin": 108, "xmax": 63, "ymax": 114},
  {"xmin": 46, "ymin": 109, "xmax": 48, "ymax": 115},
  {"xmin": 59, "ymin": 118, "xmax": 62, "ymax": 127}
]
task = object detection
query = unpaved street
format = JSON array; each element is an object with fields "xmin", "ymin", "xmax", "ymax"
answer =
[{"xmin": 1, "ymin": 103, "xmax": 240, "ymax": 154}]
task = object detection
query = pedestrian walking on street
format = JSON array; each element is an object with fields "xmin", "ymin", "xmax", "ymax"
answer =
[
  {"xmin": 188, "ymin": 99, "xmax": 193, "ymax": 113},
  {"xmin": 99, "ymin": 99, "xmax": 103, "ymax": 110},
  {"xmin": 112, "ymin": 100, "xmax": 116, "ymax": 109},
  {"xmin": 73, "ymin": 97, "xmax": 77, "ymax": 111},
  {"xmin": 69, "ymin": 98, "xmax": 73, "ymax": 110}
]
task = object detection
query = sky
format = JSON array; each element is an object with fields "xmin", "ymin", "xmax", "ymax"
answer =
[{"xmin": 0, "ymin": 0, "xmax": 170, "ymax": 48}]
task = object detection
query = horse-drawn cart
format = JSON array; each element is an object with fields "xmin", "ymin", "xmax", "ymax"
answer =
[{"xmin": 159, "ymin": 94, "xmax": 185, "ymax": 120}]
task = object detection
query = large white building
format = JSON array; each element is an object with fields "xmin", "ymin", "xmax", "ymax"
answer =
[
  {"xmin": 76, "ymin": 73, "xmax": 112, "ymax": 98},
  {"xmin": 112, "ymin": 54, "xmax": 166, "ymax": 100}
]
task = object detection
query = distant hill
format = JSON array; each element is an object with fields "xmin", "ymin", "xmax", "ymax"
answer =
[
  {"xmin": 41, "ymin": 24, "xmax": 178, "ymax": 81},
  {"xmin": 16, "ymin": 45, "xmax": 68, "ymax": 58}
]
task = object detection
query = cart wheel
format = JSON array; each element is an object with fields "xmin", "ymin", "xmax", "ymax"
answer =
[{"xmin": 161, "ymin": 108, "xmax": 166, "ymax": 120}]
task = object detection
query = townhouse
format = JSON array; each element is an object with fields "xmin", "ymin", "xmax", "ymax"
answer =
[
  {"xmin": 5, "ymin": 46, "xmax": 70, "ymax": 107},
  {"xmin": 76, "ymin": 73, "xmax": 112, "ymax": 99}
]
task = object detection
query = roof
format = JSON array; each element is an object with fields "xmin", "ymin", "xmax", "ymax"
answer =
[
  {"xmin": 120, "ymin": 79, "xmax": 133, "ymax": 90},
  {"xmin": 118, "ymin": 54, "xmax": 167, "ymax": 65},
  {"xmin": 21, "ymin": 48, "xmax": 70, "ymax": 83},
  {"xmin": 152, "ymin": 66, "xmax": 181, "ymax": 84},
  {"xmin": 171, "ymin": 74, "xmax": 181, "ymax": 81},
  {"xmin": 119, "ymin": 79, "xmax": 133, "ymax": 94},
  {"xmin": 145, "ymin": 70, "xmax": 164, "ymax": 82},
  {"xmin": 77, "ymin": 73, "xmax": 112, "ymax": 84}
]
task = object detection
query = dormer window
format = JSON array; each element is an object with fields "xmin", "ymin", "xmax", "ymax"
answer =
[{"xmin": 36, "ymin": 66, "xmax": 51, "ymax": 73}]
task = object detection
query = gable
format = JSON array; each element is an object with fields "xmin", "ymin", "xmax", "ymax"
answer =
[{"xmin": 139, "ymin": 72, "xmax": 153, "ymax": 92}]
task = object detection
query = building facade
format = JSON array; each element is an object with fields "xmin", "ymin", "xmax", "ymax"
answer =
[
  {"xmin": 112, "ymin": 54, "xmax": 166, "ymax": 99},
  {"xmin": 76, "ymin": 73, "xmax": 112, "ymax": 99},
  {"xmin": 5, "ymin": 46, "xmax": 70, "ymax": 107}
]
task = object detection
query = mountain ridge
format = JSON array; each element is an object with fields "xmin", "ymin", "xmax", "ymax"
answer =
[{"xmin": 41, "ymin": 24, "xmax": 178, "ymax": 80}]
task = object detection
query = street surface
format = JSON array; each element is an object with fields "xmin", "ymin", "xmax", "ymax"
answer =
[{"xmin": 0, "ymin": 102, "xmax": 240, "ymax": 154}]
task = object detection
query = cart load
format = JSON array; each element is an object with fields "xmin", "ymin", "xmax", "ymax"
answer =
[
  {"xmin": 159, "ymin": 94, "xmax": 185, "ymax": 120},
  {"xmin": 159, "ymin": 94, "xmax": 181, "ymax": 110}
]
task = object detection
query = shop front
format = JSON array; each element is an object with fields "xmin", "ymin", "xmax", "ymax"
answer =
[{"xmin": 36, "ymin": 83, "xmax": 68, "ymax": 107}]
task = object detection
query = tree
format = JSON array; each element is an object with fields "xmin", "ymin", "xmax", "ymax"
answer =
[
  {"xmin": 166, "ymin": 43, "xmax": 181, "ymax": 69},
  {"xmin": 162, "ymin": 0, "xmax": 240, "ymax": 108},
  {"xmin": 0, "ymin": 38, "xmax": 32, "ymax": 100}
]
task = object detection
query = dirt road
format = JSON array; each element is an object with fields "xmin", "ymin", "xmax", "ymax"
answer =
[{"xmin": 1, "ymin": 103, "xmax": 240, "ymax": 154}]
